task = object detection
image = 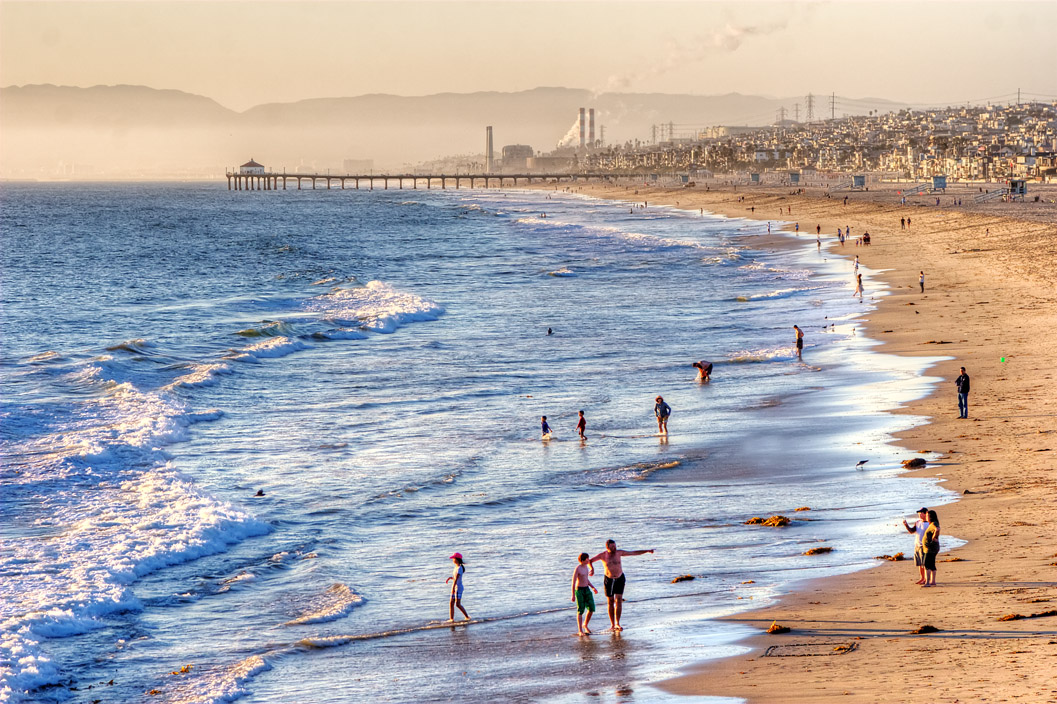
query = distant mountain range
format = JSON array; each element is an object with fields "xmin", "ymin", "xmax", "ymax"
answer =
[{"xmin": 0, "ymin": 84, "xmax": 907, "ymax": 178}]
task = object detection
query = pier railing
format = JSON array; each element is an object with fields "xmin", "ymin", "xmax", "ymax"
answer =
[{"xmin": 225, "ymin": 171, "xmax": 649, "ymax": 191}]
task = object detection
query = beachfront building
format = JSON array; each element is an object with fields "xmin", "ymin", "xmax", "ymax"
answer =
[
  {"xmin": 240, "ymin": 159, "xmax": 265, "ymax": 175},
  {"xmin": 573, "ymin": 101, "xmax": 1057, "ymax": 182}
]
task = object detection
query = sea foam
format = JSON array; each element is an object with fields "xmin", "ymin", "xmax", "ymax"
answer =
[
  {"xmin": 305, "ymin": 280, "xmax": 443, "ymax": 333},
  {"xmin": 0, "ymin": 355, "xmax": 268, "ymax": 702}
]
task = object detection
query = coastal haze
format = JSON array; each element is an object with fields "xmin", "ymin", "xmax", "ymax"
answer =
[
  {"xmin": 2, "ymin": 1, "xmax": 1055, "ymax": 178},
  {"xmin": 0, "ymin": 85, "xmax": 902, "ymax": 177},
  {"xmin": 3, "ymin": 3, "xmax": 1057, "ymax": 704}
]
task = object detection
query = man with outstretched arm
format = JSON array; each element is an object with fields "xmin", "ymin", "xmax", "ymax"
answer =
[{"xmin": 588, "ymin": 539, "xmax": 654, "ymax": 632}]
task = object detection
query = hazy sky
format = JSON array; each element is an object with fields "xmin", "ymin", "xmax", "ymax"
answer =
[{"xmin": 3, "ymin": 1, "xmax": 1055, "ymax": 111}]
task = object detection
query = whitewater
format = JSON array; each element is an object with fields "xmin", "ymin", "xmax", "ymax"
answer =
[{"xmin": 0, "ymin": 183, "xmax": 953, "ymax": 703}]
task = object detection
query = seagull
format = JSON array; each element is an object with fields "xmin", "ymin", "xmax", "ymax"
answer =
[{"xmin": 855, "ymin": 460, "xmax": 869, "ymax": 470}]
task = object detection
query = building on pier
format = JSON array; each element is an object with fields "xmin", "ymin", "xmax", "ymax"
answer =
[{"xmin": 240, "ymin": 159, "xmax": 265, "ymax": 175}]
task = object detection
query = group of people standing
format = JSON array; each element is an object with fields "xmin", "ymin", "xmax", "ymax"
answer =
[
  {"xmin": 903, "ymin": 508, "xmax": 942, "ymax": 587},
  {"xmin": 538, "ymin": 362, "xmax": 714, "ymax": 442},
  {"xmin": 447, "ymin": 540, "xmax": 655, "ymax": 637}
]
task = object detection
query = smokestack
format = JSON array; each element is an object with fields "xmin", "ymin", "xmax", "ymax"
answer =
[
  {"xmin": 485, "ymin": 126, "xmax": 494, "ymax": 173},
  {"xmin": 578, "ymin": 108, "xmax": 586, "ymax": 149},
  {"xmin": 588, "ymin": 109, "xmax": 595, "ymax": 147}
]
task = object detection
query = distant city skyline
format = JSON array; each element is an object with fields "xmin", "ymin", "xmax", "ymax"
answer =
[{"xmin": 2, "ymin": 1, "xmax": 1056, "ymax": 112}]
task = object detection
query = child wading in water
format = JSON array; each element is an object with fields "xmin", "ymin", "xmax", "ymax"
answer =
[
  {"xmin": 446, "ymin": 553, "xmax": 469, "ymax": 622},
  {"xmin": 571, "ymin": 553, "xmax": 599, "ymax": 635},
  {"xmin": 541, "ymin": 415, "xmax": 553, "ymax": 440},
  {"xmin": 576, "ymin": 410, "xmax": 587, "ymax": 440}
]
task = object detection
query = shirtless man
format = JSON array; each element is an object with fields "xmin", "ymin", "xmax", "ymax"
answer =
[
  {"xmin": 692, "ymin": 360, "xmax": 713, "ymax": 382},
  {"xmin": 588, "ymin": 539, "xmax": 654, "ymax": 631}
]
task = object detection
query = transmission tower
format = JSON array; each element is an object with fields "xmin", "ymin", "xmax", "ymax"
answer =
[
  {"xmin": 599, "ymin": 125, "xmax": 605, "ymax": 147},
  {"xmin": 668, "ymin": 121, "xmax": 675, "ymax": 141},
  {"xmin": 830, "ymin": 92, "xmax": 836, "ymax": 120},
  {"xmin": 805, "ymin": 93, "xmax": 815, "ymax": 122},
  {"xmin": 651, "ymin": 124, "xmax": 657, "ymax": 144},
  {"xmin": 776, "ymin": 106, "xmax": 787, "ymax": 124},
  {"xmin": 794, "ymin": 104, "xmax": 800, "ymax": 122}
]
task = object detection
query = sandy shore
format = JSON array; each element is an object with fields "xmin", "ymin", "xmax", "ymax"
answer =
[{"xmin": 529, "ymin": 180, "xmax": 1057, "ymax": 702}]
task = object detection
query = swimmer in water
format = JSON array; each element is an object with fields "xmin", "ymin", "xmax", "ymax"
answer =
[{"xmin": 692, "ymin": 360, "xmax": 713, "ymax": 382}]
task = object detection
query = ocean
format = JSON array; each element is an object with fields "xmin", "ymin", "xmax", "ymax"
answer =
[{"xmin": 0, "ymin": 183, "xmax": 955, "ymax": 703}]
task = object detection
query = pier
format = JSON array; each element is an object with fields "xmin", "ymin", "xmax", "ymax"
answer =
[{"xmin": 225, "ymin": 171, "xmax": 639, "ymax": 191}]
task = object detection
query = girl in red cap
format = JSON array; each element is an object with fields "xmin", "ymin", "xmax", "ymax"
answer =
[{"xmin": 446, "ymin": 553, "xmax": 469, "ymax": 621}]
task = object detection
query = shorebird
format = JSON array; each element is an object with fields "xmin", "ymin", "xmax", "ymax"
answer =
[{"xmin": 855, "ymin": 460, "xmax": 869, "ymax": 470}]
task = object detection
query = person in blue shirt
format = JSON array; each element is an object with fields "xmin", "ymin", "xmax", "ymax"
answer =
[
  {"xmin": 541, "ymin": 416, "xmax": 553, "ymax": 439},
  {"xmin": 654, "ymin": 396, "xmax": 671, "ymax": 435}
]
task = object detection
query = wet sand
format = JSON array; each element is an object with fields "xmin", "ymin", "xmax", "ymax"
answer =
[{"xmin": 531, "ymin": 180, "xmax": 1057, "ymax": 702}]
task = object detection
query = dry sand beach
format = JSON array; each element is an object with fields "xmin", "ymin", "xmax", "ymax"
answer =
[{"xmin": 535, "ymin": 181, "xmax": 1057, "ymax": 702}]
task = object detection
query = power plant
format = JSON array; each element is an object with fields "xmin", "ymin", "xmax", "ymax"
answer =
[
  {"xmin": 485, "ymin": 126, "xmax": 494, "ymax": 172},
  {"xmin": 478, "ymin": 107, "xmax": 600, "ymax": 174}
]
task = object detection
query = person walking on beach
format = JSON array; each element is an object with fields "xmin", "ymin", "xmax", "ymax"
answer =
[
  {"xmin": 793, "ymin": 325, "xmax": 804, "ymax": 359},
  {"xmin": 901, "ymin": 216, "xmax": 906, "ymax": 230},
  {"xmin": 571, "ymin": 553, "xmax": 599, "ymax": 636},
  {"xmin": 446, "ymin": 553, "xmax": 470, "ymax": 622},
  {"xmin": 692, "ymin": 360, "xmax": 713, "ymax": 382},
  {"xmin": 956, "ymin": 367, "xmax": 971, "ymax": 419},
  {"xmin": 576, "ymin": 410, "xmax": 587, "ymax": 440},
  {"xmin": 588, "ymin": 539, "xmax": 655, "ymax": 631},
  {"xmin": 816, "ymin": 224, "xmax": 821, "ymax": 236},
  {"xmin": 921, "ymin": 510, "xmax": 941, "ymax": 587},
  {"xmin": 903, "ymin": 508, "xmax": 930, "ymax": 585},
  {"xmin": 654, "ymin": 396, "xmax": 671, "ymax": 435},
  {"xmin": 919, "ymin": 271, "xmax": 925, "ymax": 293},
  {"xmin": 853, "ymin": 255, "xmax": 859, "ymax": 272},
  {"xmin": 854, "ymin": 273, "xmax": 864, "ymax": 302}
]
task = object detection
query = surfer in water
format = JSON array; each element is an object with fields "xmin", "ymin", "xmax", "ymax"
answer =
[{"xmin": 692, "ymin": 360, "xmax": 713, "ymax": 382}]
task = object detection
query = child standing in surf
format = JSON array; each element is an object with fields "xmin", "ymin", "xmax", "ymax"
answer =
[
  {"xmin": 571, "ymin": 552, "xmax": 599, "ymax": 636},
  {"xmin": 541, "ymin": 415, "xmax": 552, "ymax": 439},
  {"xmin": 446, "ymin": 553, "xmax": 469, "ymax": 622},
  {"xmin": 576, "ymin": 410, "xmax": 587, "ymax": 440}
]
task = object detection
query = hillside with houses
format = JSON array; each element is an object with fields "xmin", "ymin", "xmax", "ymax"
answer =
[{"xmin": 582, "ymin": 102, "xmax": 1057, "ymax": 182}]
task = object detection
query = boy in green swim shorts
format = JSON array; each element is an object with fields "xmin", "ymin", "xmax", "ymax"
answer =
[{"xmin": 571, "ymin": 552, "xmax": 599, "ymax": 636}]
